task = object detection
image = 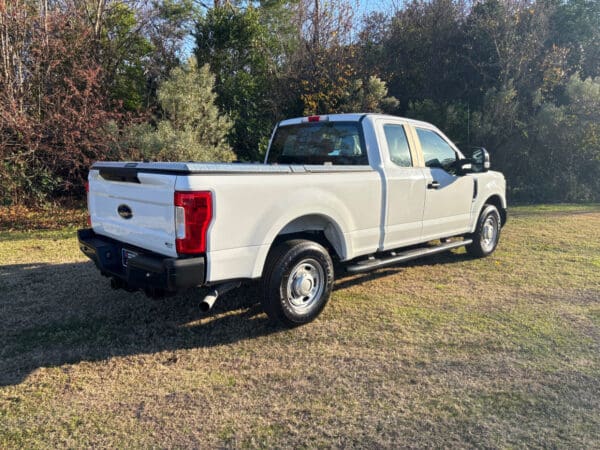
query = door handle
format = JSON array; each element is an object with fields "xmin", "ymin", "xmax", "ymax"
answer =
[{"xmin": 427, "ymin": 180, "xmax": 440, "ymax": 190}]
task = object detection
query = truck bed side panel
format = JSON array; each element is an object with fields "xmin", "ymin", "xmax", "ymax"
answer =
[{"xmin": 176, "ymin": 170, "xmax": 382, "ymax": 283}]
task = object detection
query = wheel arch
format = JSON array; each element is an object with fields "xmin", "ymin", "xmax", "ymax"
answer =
[
  {"xmin": 252, "ymin": 213, "xmax": 348, "ymax": 278},
  {"xmin": 483, "ymin": 194, "xmax": 507, "ymax": 226}
]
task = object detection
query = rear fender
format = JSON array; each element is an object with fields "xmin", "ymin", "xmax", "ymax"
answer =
[{"xmin": 251, "ymin": 211, "xmax": 350, "ymax": 279}]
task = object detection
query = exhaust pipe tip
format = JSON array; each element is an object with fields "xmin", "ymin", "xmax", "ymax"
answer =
[
  {"xmin": 199, "ymin": 282, "xmax": 241, "ymax": 313},
  {"xmin": 200, "ymin": 293, "xmax": 218, "ymax": 312}
]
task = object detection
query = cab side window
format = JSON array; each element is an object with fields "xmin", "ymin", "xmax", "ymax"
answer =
[
  {"xmin": 383, "ymin": 124, "xmax": 412, "ymax": 167},
  {"xmin": 416, "ymin": 128, "xmax": 458, "ymax": 173}
]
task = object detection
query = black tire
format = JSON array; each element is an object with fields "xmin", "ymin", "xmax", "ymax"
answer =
[
  {"xmin": 466, "ymin": 204, "xmax": 502, "ymax": 257},
  {"xmin": 262, "ymin": 239, "xmax": 334, "ymax": 327}
]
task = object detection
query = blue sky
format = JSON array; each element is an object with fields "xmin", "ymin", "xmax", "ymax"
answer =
[
  {"xmin": 358, "ymin": 0, "xmax": 397, "ymax": 16},
  {"xmin": 182, "ymin": 0, "xmax": 399, "ymax": 57}
]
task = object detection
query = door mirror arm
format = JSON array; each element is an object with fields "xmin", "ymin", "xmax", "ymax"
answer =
[{"xmin": 455, "ymin": 159, "xmax": 473, "ymax": 175}]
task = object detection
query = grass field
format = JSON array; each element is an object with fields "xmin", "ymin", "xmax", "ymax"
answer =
[{"xmin": 1, "ymin": 205, "xmax": 599, "ymax": 448}]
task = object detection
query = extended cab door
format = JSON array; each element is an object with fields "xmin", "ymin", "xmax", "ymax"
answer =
[
  {"xmin": 412, "ymin": 126, "xmax": 474, "ymax": 240},
  {"xmin": 377, "ymin": 120, "xmax": 427, "ymax": 250}
]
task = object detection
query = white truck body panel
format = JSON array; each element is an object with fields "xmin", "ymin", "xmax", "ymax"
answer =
[
  {"xmin": 469, "ymin": 173, "xmax": 507, "ymax": 232},
  {"xmin": 175, "ymin": 168, "xmax": 382, "ymax": 281},
  {"xmin": 87, "ymin": 113, "xmax": 507, "ymax": 284},
  {"xmin": 421, "ymin": 166, "xmax": 474, "ymax": 240},
  {"xmin": 88, "ymin": 171, "xmax": 179, "ymax": 257}
]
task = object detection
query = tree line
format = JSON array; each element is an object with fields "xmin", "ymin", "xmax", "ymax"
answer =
[{"xmin": 1, "ymin": 0, "xmax": 598, "ymax": 205}]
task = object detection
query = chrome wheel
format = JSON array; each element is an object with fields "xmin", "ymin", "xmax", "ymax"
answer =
[
  {"xmin": 480, "ymin": 214, "xmax": 498, "ymax": 253},
  {"xmin": 285, "ymin": 258, "xmax": 325, "ymax": 313}
]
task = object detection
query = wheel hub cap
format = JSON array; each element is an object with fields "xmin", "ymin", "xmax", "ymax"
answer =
[
  {"xmin": 481, "ymin": 216, "xmax": 498, "ymax": 251},
  {"xmin": 286, "ymin": 259, "xmax": 325, "ymax": 311},
  {"xmin": 293, "ymin": 273, "xmax": 314, "ymax": 297},
  {"xmin": 483, "ymin": 224, "xmax": 493, "ymax": 240}
]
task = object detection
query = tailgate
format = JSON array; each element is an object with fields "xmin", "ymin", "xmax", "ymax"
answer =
[{"xmin": 88, "ymin": 169, "xmax": 178, "ymax": 257}]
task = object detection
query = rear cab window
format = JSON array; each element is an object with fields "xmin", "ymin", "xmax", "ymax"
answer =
[
  {"xmin": 267, "ymin": 122, "xmax": 368, "ymax": 165},
  {"xmin": 383, "ymin": 124, "xmax": 413, "ymax": 167}
]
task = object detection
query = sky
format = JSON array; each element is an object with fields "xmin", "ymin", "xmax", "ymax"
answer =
[
  {"xmin": 357, "ymin": 0, "xmax": 398, "ymax": 16},
  {"xmin": 181, "ymin": 0, "xmax": 399, "ymax": 57}
]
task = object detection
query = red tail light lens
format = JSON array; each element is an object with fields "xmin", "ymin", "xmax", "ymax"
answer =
[
  {"xmin": 308, "ymin": 115, "xmax": 320, "ymax": 122},
  {"xmin": 174, "ymin": 191, "xmax": 212, "ymax": 254}
]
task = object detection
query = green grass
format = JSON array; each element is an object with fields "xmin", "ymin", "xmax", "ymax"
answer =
[{"xmin": 1, "ymin": 204, "xmax": 599, "ymax": 448}]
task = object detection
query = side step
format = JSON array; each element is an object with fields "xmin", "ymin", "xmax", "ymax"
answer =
[{"xmin": 345, "ymin": 239, "xmax": 472, "ymax": 274}]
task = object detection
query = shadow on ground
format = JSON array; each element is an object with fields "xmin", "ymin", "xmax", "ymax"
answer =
[{"xmin": 0, "ymin": 251, "xmax": 469, "ymax": 386}]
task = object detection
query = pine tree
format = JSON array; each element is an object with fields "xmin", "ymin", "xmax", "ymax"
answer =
[{"xmin": 127, "ymin": 58, "xmax": 235, "ymax": 162}]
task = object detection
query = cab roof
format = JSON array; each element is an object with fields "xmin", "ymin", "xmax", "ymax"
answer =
[{"xmin": 278, "ymin": 113, "xmax": 435, "ymax": 129}]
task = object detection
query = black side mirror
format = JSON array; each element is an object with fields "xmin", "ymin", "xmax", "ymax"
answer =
[{"xmin": 465, "ymin": 147, "xmax": 490, "ymax": 173}]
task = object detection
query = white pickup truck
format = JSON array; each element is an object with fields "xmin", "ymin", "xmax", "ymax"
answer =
[{"xmin": 78, "ymin": 113, "xmax": 506, "ymax": 326}]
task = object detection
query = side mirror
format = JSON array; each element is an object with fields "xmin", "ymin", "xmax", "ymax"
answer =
[{"xmin": 467, "ymin": 147, "xmax": 490, "ymax": 173}]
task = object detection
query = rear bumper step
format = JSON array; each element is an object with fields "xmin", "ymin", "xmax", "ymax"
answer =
[
  {"xmin": 345, "ymin": 239, "xmax": 472, "ymax": 274},
  {"xmin": 77, "ymin": 228, "xmax": 205, "ymax": 292}
]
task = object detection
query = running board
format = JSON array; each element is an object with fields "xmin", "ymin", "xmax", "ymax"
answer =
[{"xmin": 345, "ymin": 239, "xmax": 473, "ymax": 274}]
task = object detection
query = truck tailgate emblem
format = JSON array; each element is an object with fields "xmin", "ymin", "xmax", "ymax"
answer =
[{"xmin": 117, "ymin": 204, "xmax": 133, "ymax": 219}]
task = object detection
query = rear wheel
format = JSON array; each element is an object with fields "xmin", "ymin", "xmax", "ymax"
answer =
[
  {"xmin": 262, "ymin": 239, "xmax": 334, "ymax": 327},
  {"xmin": 467, "ymin": 204, "xmax": 501, "ymax": 257}
]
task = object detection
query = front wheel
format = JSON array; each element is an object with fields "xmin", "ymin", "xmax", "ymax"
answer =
[
  {"xmin": 466, "ymin": 204, "xmax": 501, "ymax": 257},
  {"xmin": 262, "ymin": 239, "xmax": 334, "ymax": 327}
]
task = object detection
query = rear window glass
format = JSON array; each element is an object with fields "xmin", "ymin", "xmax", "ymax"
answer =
[
  {"xmin": 383, "ymin": 124, "xmax": 412, "ymax": 167},
  {"xmin": 267, "ymin": 122, "xmax": 368, "ymax": 165}
]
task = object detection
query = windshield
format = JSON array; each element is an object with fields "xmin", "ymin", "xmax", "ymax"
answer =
[{"xmin": 266, "ymin": 122, "xmax": 368, "ymax": 165}]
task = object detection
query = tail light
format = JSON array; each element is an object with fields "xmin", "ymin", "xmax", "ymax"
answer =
[
  {"xmin": 85, "ymin": 181, "xmax": 91, "ymax": 226},
  {"xmin": 174, "ymin": 191, "xmax": 212, "ymax": 254}
]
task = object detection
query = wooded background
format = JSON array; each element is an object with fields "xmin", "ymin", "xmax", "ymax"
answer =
[{"xmin": 1, "ymin": 0, "xmax": 598, "ymax": 205}]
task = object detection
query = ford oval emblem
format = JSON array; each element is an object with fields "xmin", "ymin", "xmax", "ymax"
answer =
[{"xmin": 117, "ymin": 204, "xmax": 133, "ymax": 219}]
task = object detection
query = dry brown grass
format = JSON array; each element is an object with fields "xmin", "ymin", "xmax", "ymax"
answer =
[
  {"xmin": 1, "ymin": 204, "xmax": 599, "ymax": 448},
  {"xmin": 0, "ymin": 203, "xmax": 87, "ymax": 232}
]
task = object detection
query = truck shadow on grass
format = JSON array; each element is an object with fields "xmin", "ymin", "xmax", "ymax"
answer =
[
  {"xmin": 0, "ymin": 261, "xmax": 278, "ymax": 386},
  {"xmin": 1, "ymin": 251, "xmax": 469, "ymax": 386}
]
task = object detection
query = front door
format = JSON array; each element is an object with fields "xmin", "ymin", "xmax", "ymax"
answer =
[{"xmin": 414, "ymin": 127, "xmax": 474, "ymax": 240}]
